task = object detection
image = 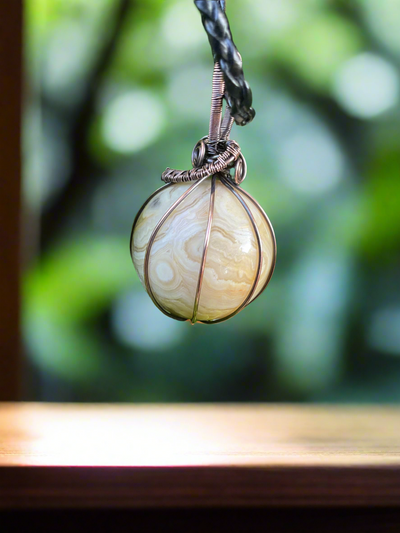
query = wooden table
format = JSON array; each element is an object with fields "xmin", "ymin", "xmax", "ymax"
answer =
[{"xmin": 1, "ymin": 403, "xmax": 400, "ymax": 531}]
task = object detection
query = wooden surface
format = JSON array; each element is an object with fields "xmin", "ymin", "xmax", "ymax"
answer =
[
  {"xmin": 1, "ymin": 403, "xmax": 400, "ymax": 508},
  {"xmin": 0, "ymin": 2, "xmax": 22, "ymax": 400}
]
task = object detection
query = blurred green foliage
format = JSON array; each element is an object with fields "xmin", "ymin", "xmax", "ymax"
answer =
[{"xmin": 23, "ymin": 0, "xmax": 400, "ymax": 402}]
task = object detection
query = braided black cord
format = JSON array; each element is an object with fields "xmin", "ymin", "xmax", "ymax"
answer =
[{"xmin": 194, "ymin": 0, "xmax": 255, "ymax": 126}]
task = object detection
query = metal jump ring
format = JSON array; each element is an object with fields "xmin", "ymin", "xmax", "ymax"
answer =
[
  {"xmin": 234, "ymin": 153, "xmax": 247, "ymax": 184},
  {"xmin": 192, "ymin": 139, "xmax": 207, "ymax": 168}
]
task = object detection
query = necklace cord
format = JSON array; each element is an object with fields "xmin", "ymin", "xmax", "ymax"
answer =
[{"xmin": 194, "ymin": 0, "xmax": 255, "ymax": 126}]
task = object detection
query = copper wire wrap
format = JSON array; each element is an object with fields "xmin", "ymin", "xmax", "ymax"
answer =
[
  {"xmin": 130, "ymin": 175, "xmax": 277, "ymax": 325},
  {"xmin": 208, "ymin": 63, "xmax": 225, "ymax": 143},
  {"xmin": 161, "ymin": 140, "xmax": 240, "ymax": 183}
]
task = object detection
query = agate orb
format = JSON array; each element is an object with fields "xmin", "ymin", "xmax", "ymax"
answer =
[{"xmin": 130, "ymin": 175, "xmax": 276, "ymax": 324}]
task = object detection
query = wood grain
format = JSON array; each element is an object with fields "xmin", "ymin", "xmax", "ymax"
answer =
[
  {"xmin": 0, "ymin": 403, "xmax": 400, "ymax": 508},
  {"xmin": 0, "ymin": 2, "xmax": 22, "ymax": 400}
]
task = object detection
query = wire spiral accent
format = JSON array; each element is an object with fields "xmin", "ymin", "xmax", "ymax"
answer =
[{"xmin": 161, "ymin": 140, "xmax": 241, "ymax": 184}]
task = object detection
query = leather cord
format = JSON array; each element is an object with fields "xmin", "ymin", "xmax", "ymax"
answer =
[{"xmin": 194, "ymin": 0, "xmax": 255, "ymax": 126}]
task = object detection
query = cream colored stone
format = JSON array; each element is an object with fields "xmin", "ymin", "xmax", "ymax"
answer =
[{"xmin": 131, "ymin": 177, "xmax": 275, "ymax": 323}]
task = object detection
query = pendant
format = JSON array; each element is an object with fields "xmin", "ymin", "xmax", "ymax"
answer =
[
  {"xmin": 130, "ymin": 2, "xmax": 276, "ymax": 324},
  {"xmin": 130, "ymin": 63, "xmax": 276, "ymax": 324}
]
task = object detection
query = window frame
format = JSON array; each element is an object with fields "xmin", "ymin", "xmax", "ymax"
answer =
[{"xmin": 0, "ymin": 1, "xmax": 22, "ymax": 400}]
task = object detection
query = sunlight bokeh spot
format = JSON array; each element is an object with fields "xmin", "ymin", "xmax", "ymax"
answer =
[
  {"xmin": 369, "ymin": 308, "xmax": 400, "ymax": 356},
  {"xmin": 102, "ymin": 90, "xmax": 165, "ymax": 154},
  {"xmin": 112, "ymin": 290, "xmax": 186, "ymax": 351},
  {"xmin": 278, "ymin": 127, "xmax": 344, "ymax": 195},
  {"xmin": 333, "ymin": 53, "xmax": 399, "ymax": 119}
]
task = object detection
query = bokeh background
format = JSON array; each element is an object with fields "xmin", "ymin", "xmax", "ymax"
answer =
[{"xmin": 23, "ymin": 0, "xmax": 400, "ymax": 402}]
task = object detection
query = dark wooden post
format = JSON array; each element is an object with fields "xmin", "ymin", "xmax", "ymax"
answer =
[{"xmin": 0, "ymin": 2, "xmax": 22, "ymax": 400}]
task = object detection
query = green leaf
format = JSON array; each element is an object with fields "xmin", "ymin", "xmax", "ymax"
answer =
[
  {"xmin": 24, "ymin": 236, "xmax": 137, "ymax": 324},
  {"xmin": 360, "ymin": 149, "xmax": 400, "ymax": 259},
  {"xmin": 273, "ymin": 12, "xmax": 363, "ymax": 91}
]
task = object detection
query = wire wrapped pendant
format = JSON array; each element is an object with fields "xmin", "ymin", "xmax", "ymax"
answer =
[{"xmin": 130, "ymin": 2, "xmax": 276, "ymax": 324}]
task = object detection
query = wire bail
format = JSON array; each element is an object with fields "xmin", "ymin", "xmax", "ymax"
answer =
[
  {"xmin": 162, "ymin": 1, "xmax": 249, "ymax": 185},
  {"xmin": 161, "ymin": 63, "xmax": 247, "ymax": 185}
]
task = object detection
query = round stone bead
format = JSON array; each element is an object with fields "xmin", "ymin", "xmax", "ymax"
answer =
[{"xmin": 131, "ymin": 177, "xmax": 276, "ymax": 323}]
